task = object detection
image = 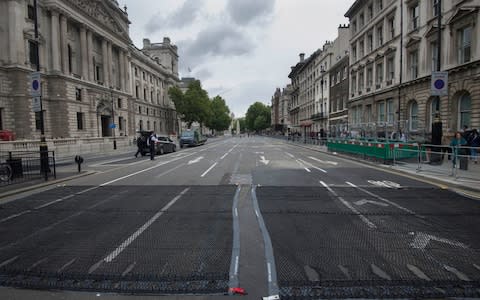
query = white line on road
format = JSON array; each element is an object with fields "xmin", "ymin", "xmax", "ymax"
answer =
[
  {"xmin": 285, "ymin": 152, "xmax": 295, "ymax": 158},
  {"xmin": 103, "ymin": 188, "xmax": 190, "ymax": 263},
  {"xmin": 221, "ymin": 144, "xmax": 239, "ymax": 160},
  {"xmin": 0, "ymin": 256, "xmax": 18, "ymax": 268},
  {"xmin": 234, "ymin": 256, "xmax": 239, "ymax": 275},
  {"xmin": 0, "ymin": 210, "xmax": 31, "ymax": 224},
  {"xmin": 122, "ymin": 262, "xmax": 137, "ymax": 277},
  {"xmin": 267, "ymin": 262, "xmax": 272, "ymax": 282},
  {"xmin": 155, "ymin": 163, "xmax": 185, "ymax": 178},
  {"xmin": 297, "ymin": 158, "xmax": 327, "ymax": 173},
  {"xmin": 34, "ymin": 194, "xmax": 75, "ymax": 210},
  {"xmin": 57, "ymin": 258, "xmax": 76, "ymax": 273},
  {"xmin": 444, "ymin": 265, "xmax": 471, "ymax": 281},
  {"xmin": 320, "ymin": 181, "xmax": 377, "ymax": 229},
  {"xmin": 308, "ymin": 156, "xmax": 338, "ymax": 165},
  {"xmin": 295, "ymin": 159, "xmax": 311, "ymax": 173},
  {"xmin": 201, "ymin": 162, "xmax": 218, "ymax": 178},
  {"xmin": 346, "ymin": 181, "xmax": 418, "ymax": 215}
]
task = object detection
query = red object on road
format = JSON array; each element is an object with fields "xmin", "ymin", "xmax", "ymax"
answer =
[
  {"xmin": 0, "ymin": 130, "xmax": 16, "ymax": 141},
  {"xmin": 229, "ymin": 287, "xmax": 247, "ymax": 295}
]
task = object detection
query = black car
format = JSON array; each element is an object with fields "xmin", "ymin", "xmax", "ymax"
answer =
[
  {"xmin": 136, "ymin": 131, "xmax": 176, "ymax": 156},
  {"xmin": 179, "ymin": 130, "xmax": 207, "ymax": 148}
]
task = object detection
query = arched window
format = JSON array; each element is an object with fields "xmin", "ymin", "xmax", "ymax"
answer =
[
  {"xmin": 429, "ymin": 97, "xmax": 440, "ymax": 129},
  {"xmin": 458, "ymin": 93, "xmax": 471, "ymax": 129},
  {"xmin": 409, "ymin": 100, "xmax": 418, "ymax": 131}
]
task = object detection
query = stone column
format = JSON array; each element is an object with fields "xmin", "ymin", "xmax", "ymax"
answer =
[
  {"xmin": 101, "ymin": 39, "xmax": 109, "ymax": 86},
  {"xmin": 8, "ymin": 0, "xmax": 26, "ymax": 65},
  {"xmin": 86, "ymin": 29, "xmax": 94, "ymax": 81},
  {"xmin": 60, "ymin": 14, "xmax": 68, "ymax": 74},
  {"xmin": 50, "ymin": 10, "xmax": 61, "ymax": 72},
  {"xmin": 107, "ymin": 42, "xmax": 114, "ymax": 88},
  {"xmin": 119, "ymin": 50, "xmax": 125, "ymax": 91},
  {"xmin": 80, "ymin": 25, "xmax": 88, "ymax": 80}
]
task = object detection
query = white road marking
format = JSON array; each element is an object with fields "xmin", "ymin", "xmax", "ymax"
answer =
[
  {"xmin": 234, "ymin": 255, "xmax": 239, "ymax": 275},
  {"xmin": 122, "ymin": 262, "xmax": 137, "ymax": 277},
  {"xmin": 295, "ymin": 159, "xmax": 311, "ymax": 172},
  {"xmin": 444, "ymin": 265, "xmax": 471, "ymax": 281},
  {"xmin": 28, "ymin": 257, "xmax": 48, "ymax": 271},
  {"xmin": 0, "ymin": 256, "xmax": 18, "ymax": 268},
  {"xmin": 187, "ymin": 156, "xmax": 204, "ymax": 165},
  {"xmin": 57, "ymin": 258, "xmax": 76, "ymax": 273},
  {"xmin": 308, "ymin": 156, "xmax": 338, "ymax": 165},
  {"xmin": 474, "ymin": 264, "xmax": 480, "ymax": 271},
  {"xmin": 0, "ymin": 210, "xmax": 31, "ymax": 223},
  {"xmin": 407, "ymin": 264, "xmax": 431, "ymax": 281},
  {"xmin": 371, "ymin": 264, "xmax": 392, "ymax": 280},
  {"xmin": 34, "ymin": 194, "xmax": 75, "ymax": 209},
  {"xmin": 298, "ymin": 159, "xmax": 327, "ymax": 173},
  {"xmin": 221, "ymin": 144, "xmax": 239, "ymax": 160},
  {"xmin": 410, "ymin": 232, "xmax": 468, "ymax": 250},
  {"xmin": 200, "ymin": 162, "xmax": 218, "ymax": 177},
  {"xmin": 259, "ymin": 156, "xmax": 270, "ymax": 165},
  {"xmin": 235, "ymin": 208, "xmax": 238, "ymax": 217},
  {"xmin": 154, "ymin": 163, "xmax": 184, "ymax": 178},
  {"xmin": 285, "ymin": 152, "xmax": 295, "ymax": 158},
  {"xmin": 354, "ymin": 199, "xmax": 389, "ymax": 207},
  {"xmin": 267, "ymin": 262, "xmax": 272, "ymax": 282},
  {"xmin": 346, "ymin": 182, "xmax": 416, "ymax": 215},
  {"xmin": 103, "ymin": 188, "xmax": 190, "ymax": 263},
  {"xmin": 320, "ymin": 181, "xmax": 377, "ymax": 229}
]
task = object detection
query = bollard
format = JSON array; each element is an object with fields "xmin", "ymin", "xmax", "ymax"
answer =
[{"xmin": 74, "ymin": 155, "xmax": 84, "ymax": 173}]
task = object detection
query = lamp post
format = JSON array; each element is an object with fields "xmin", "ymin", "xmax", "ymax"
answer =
[
  {"xmin": 33, "ymin": 0, "xmax": 49, "ymax": 180},
  {"xmin": 110, "ymin": 88, "xmax": 117, "ymax": 150},
  {"xmin": 431, "ymin": 0, "xmax": 443, "ymax": 162}
]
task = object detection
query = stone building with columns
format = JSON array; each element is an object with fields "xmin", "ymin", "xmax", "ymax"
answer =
[{"xmin": 0, "ymin": 0, "xmax": 179, "ymax": 140}]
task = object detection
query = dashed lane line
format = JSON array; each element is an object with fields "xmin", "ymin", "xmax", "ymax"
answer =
[{"xmin": 200, "ymin": 162, "xmax": 218, "ymax": 178}]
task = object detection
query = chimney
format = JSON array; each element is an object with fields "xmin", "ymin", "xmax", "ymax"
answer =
[
  {"xmin": 299, "ymin": 53, "xmax": 305, "ymax": 62},
  {"xmin": 163, "ymin": 37, "xmax": 171, "ymax": 45},
  {"xmin": 143, "ymin": 38, "xmax": 151, "ymax": 48}
]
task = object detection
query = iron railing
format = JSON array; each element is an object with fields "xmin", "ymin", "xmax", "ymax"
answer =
[{"xmin": 0, "ymin": 151, "xmax": 56, "ymax": 186}]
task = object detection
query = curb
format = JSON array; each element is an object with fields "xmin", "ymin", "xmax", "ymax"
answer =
[
  {"xmin": 284, "ymin": 141, "xmax": 480, "ymax": 196},
  {"xmin": 0, "ymin": 171, "xmax": 96, "ymax": 200}
]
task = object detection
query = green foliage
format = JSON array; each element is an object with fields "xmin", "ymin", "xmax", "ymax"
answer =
[
  {"xmin": 168, "ymin": 80, "xmax": 211, "ymax": 129},
  {"xmin": 245, "ymin": 102, "xmax": 271, "ymax": 132},
  {"xmin": 238, "ymin": 118, "xmax": 246, "ymax": 133},
  {"xmin": 207, "ymin": 96, "xmax": 231, "ymax": 132}
]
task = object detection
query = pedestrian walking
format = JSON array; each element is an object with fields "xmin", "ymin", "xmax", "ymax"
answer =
[
  {"xmin": 147, "ymin": 132, "xmax": 158, "ymax": 160},
  {"xmin": 134, "ymin": 135, "xmax": 144, "ymax": 158},
  {"xmin": 470, "ymin": 129, "xmax": 480, "ymax": 163},
  {"xmin": 450, "ymin": 131, "xmax": 467, "ymax": 168}
]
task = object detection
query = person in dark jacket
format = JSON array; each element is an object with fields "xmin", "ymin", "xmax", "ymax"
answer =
[
  {"xmin": 469, "ymin": 129, "xmax": 480, "ymax": 163},
  {"xmin": 134, "ymin": 136, "xmax": 144, "ymax": 158},
  {"xmin": 450, "ymin": 131, "xmax": 467, "ymax": 168}
]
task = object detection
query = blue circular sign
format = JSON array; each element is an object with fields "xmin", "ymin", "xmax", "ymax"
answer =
[
  {"xmin": 434, "ymin": 79, "xmax": 445, "ymax": 90},
  {"xmin": 32, "ymin": 80, "xmax": 39, "ymax": 91}
]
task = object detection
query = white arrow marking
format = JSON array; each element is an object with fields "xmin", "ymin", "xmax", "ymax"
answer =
[
  {"xmin": 410, "ymin": 232, "xmax": 468, "ymax": 250},
  {"xmin": 255, "ymin": 152, "xmax": 265, "ymax": 154},
  {"xmin": 354, "ymin": 199, "xmax": 389, "ymax": 207},
  {"xmin": 259, "ymin": 156, "xmax": 270, "ymax": 165},
  {"xmin": 368, "ymin": 180, "xmax": 402, "ymax": 188},
  {"xmin": 308, "ymin": 156, "xmax": 338, "ymax": 165},
  {"xmin": 188, "ymin": 156, "xmax": 204, "ymax": 165}
]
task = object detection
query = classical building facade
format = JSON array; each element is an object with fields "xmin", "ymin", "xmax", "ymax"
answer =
[
  {"xmin": 0, "ymin": 0, "xmax": 179, "ymax": 140},
  {"xmin": 271, "ymin": 88, "xmax": 281, "ymax": 131},
  {"xmin": 345, "ymin": 0, "xmax": 480, "ymax": 140}
]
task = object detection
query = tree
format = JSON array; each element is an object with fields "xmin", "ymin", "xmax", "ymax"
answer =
[
  {"xmin": 168, "ymin": 80, "xmax": 211, "ymax": 129},
  {"xmin": 238, "ymin": 118, "xmax": 246, "ymax": 133},
  {"xmin": 245, "ymin": 102, "xmax": 271, "ymax": 132},
  {"xmin": 206, "ymin": 96, "xmax": 231, "ymax": 133}
]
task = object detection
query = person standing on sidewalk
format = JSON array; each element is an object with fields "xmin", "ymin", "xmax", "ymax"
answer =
[
  {"xmin": 450, "ymin": 132, "xmax": 467, "ymax": 168},
  {"xmin": 470, "ymin": 129, "xmax": 480, "ymax": 163}
]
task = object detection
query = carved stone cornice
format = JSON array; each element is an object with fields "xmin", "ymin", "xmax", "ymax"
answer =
[{"xmin": 69, "ymin": 0, "xmax": 123, "ymax": 34}]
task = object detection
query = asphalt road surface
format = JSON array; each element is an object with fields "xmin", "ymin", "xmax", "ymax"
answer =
[{"xmin": 0, "ymin": 136, "xmax": 479, "ymax": 299}]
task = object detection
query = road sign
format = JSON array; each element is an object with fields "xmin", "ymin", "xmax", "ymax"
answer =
[
  {"xmin": 109, "ymin": 123, "xmax": 116, "ymax": 129},
  {"xmin": 431, "ymin": 71, "xmax": 448, "ymax": 96},
  {"xmin": 30, "ymin": 72, "xmax": 41, "ymax": 97},
  {"xmin": 32, "ymin": 97, "xmax": 41, "ymax": 112}
]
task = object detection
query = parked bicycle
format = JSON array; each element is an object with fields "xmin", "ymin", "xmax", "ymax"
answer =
[{"xmin": 0, "ymin": 162, "xmax": 12, "ymax": 182}]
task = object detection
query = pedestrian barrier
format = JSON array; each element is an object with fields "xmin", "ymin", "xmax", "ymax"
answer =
[
  {"xmin": 326, "ymin": 139, "xmax": 418, "ymax": 162},
  {"xmin": 0, "ymin": 150, "xmax": 56, "ymax": 186}
]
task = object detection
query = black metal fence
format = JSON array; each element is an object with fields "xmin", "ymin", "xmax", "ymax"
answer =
[{"xmin": 0, "ymin": 151, "xmax": 56, "ymax": 186}]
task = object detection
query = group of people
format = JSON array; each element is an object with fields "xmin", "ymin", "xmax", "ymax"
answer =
[
  {"xmin": 134, "ymin": 131, "xmax": 159, "ymax": 160},
  {"xmin": 450, "ymin": 126, "xmax": 480, "ymax": 166}
]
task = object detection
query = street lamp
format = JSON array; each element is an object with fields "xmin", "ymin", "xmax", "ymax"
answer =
[
  {"xmin": 110, "ymin": 87, "xmax": 117, "ymax": 150},
  {"xmin": 431, "ymin": 0, "xmax": 443, "ymax": 162}
]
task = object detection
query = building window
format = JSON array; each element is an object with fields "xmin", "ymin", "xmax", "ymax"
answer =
[
  {"xmin": 118, "ymin": 116, "xmax": 123, "ymax": 131},
  {"xmin": 368, "ymin": 4, "xmax": 373, "ymax": 20},
  {"xmin": 431, "ymin": 41, "xmax": 439, "ymax": 71},
  {"xmin": 27, "ymin": 4, "xmax": 35, "ymax": 20},
  {"xmin": 367, "ymin": 32, "xmax": 373, "ymax": 52},
  {"xmin": 377, "ymin": 102, "xmax": 385, "ymax": 122},
  {"xmin": 35, "ymin": 111, "xmax": 42, "ymax": 130},
  {"xmin": 75, "ymin": 88, "xmax": 82, "ymax": 101},
  {"xmin": 138, "ymin": 106, "xmax": 141, "ymax": 114},
  {"xmin": 409, "ymin": 101, "xmax": 419, "ymax": 131},
  {"xmin": 144, "ymin": 88, "xmax": 147, "ymax": 100},
  {"xmin": 67, "ymin": 44, "xmax": 73, "ymax": 73},
  {"xmin": 0, "ymin": 108, "xmax": 3, "ymax": 130},
  {"xmin": 360, "ymin": 13, "xmax": 364, "ymax": 27},
  {"xmin": 146, "ymin": 107, "xmax": 149, "ymax": 115},
  {"xmin": 458, "ymin": 93, "xmax": 471, "ymax": 129},
  {"xmin": 387, "ymin": 55, "xmax": 395, "ymax": 82},
  {"xmin": 135, "ymin": 85, "xmax": 139, "ymax": 98},
  {"xmin": 409, "ymin": 50, "xmax": 419, "ymax": 79},
  {"xmin": 359, "ymin": 71, "xmax": 364, "ymax": 91},
  {"xmin": 117, "ymin": 98, "xmax": 122, "ymax": 108},
  {"xmin": 457, "ymin": 26, "xmax": 472, "ymax": 64},
  {"xmin": 366, "ymin": 105, "xmax": 372, "ymax": 123},
  {"xmin": 376, "ymin": 63, "xmax": 383, "ymax": 86},
  {"xmin": 143, "ymin": 72, "xmax": 145, "ymax": 80},
  {"xmin": 359, "ymin": 40, "xmax": 364, "ymax": 57},
  {"xmin": 147, "ymin": 120, "xmax": 150, "ymax": 130},
  {"xmin": 134, "ymin": 67, "xmax": 138, "ymax": 76},
  {"xmin": 377, "ymin": 26, "xmax": 383, "ymax": 46},
  {"xmin": 151, "ymin": 91, "xmax": 154, "ymax": 102},
  {"xmin": 352, "ymin": 20, "xmax": 357, "ymax": 33},
  {"xmin": 352, "ymin": 45, "xmax": 357, "ymax": 61},
  {"xmin": 377, "ymin": 0, "xmax": 383, "ymax": 12},
  {"xmin": 77, "ymin": 112, "xmax": 84, "ymax": 130},
  {"xmin": 366, "ymin": 67, "xmax": 373, "ymax": 89},
  {"xmin": 139, "ymin": 120, "xmax": 143, "ymax": 131},
  {"xmin": 429, "ymin": 97, "xmax": 440, "ymax": 127},
  {"xmin": 433, "ymin": 0, "xmax": 440, "ymax": 17},
  {"xmin": 386, "ymin": 98, "xmax": 394, "ymax": 124},
  {"xmin": 352, "ymin": 74, "xmax": 357, "ymax": 94},
  {"xmin": 388, "ymin": 17, "xmax": 395, "ymax": 39},
  {"xmin": 410, "ymin": 3, "xmax": 419, "ymax": 31},
  {"xmin": 28, "ymin": 40, "xmax": 38, "ymax": 66}
]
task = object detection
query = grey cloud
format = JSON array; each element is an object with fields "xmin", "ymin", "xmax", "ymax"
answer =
[
  {"xmin": 193, "ymin": 68, "xmax": 213, "ymax": 80},
  {"xmin": 226, "ymin": 0, "xmax": 276, "ymax": 26},
  {"xmin": 145, "ymin": 0, "xmax": 204, "ymax": 34},
  {"xmin": 178, "ymin": 25, "xmax": 254, "ymax": 69}
]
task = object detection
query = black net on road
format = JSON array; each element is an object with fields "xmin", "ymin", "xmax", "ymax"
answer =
[{"xmin": 257, "ymin": 186, "xmax": 480, "ymax": 299}]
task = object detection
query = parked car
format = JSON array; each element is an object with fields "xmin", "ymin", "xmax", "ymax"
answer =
[
  {"xmin": 136, "ymin": 131, "xmax": 176, "ymax": 156},
  {"xmin": 179, "ymin": 130, "xmax": 207, "ymax": 148}
]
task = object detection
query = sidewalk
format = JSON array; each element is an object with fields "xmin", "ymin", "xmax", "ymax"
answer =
[{"xmin": 283, "ymin": 139, "xmax": 480, "ymax": 193}]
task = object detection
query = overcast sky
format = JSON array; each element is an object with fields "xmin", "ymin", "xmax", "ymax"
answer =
[{"xmin": 123, "ymin": 0, "xmax": 353, "ymax": 118}]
